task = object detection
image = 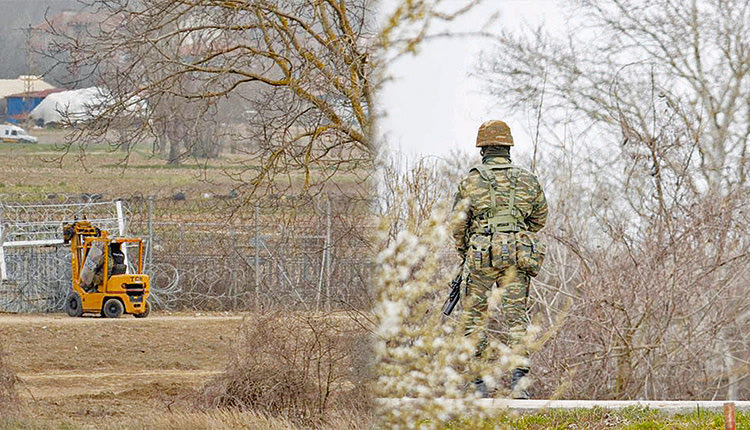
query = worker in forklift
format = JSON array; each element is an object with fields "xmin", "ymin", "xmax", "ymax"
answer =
[
  {"xmin": 88, "ymin": 241, "xmax": 126, "ymax": 291},
  {"xmin": 109, "ymin": 241, "xmax": 127, "ymax": 276}
]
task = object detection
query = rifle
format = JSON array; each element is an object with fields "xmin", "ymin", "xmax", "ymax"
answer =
[{"xmin": 442, "ymin": 259, "xmax": 465, "ymax": 316}]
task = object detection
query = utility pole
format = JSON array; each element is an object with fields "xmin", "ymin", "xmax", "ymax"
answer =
[
  {"xmin": 25, "ymin": 25, "xmax": 35, "ymax": 95},
  {"xmin": 14, "ymin": 23, "xmax": 38, "ymax": 122}
]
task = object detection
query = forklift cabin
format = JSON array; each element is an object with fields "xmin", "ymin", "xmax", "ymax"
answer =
[{"xmin": 63, "ymin": 221, "xmax": 151, "ymax": 318}]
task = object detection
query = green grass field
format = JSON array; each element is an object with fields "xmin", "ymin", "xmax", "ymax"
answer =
[
  {"xmin": 0, "ymin": 139, "xmax": 235, "ymax": 202},
  {"xmin": 0, "ymin": 129, "xmax": 368, "ymax": 205},
  {"xmin": 444, "ymin": 407, "xmax": 747, "ymax": 429}
]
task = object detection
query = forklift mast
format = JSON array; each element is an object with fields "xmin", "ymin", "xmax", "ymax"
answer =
[{"xmin": 63, "ymin": 221, "xmax": 106, "ymax": 283}]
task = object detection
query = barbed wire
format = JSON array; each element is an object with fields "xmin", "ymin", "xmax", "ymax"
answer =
[{"xmin": 0, "ymin": 194, "xmax": 374, "ymax": 312}]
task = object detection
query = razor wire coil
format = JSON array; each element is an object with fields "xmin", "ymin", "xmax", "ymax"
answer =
[{"xmin": 0, "ymin": 196, "xmax": 374, "ymax": 312}]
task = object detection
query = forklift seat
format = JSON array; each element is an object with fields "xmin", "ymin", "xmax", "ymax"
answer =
[{"xmin": 110, "ymin": 243, "xmax": 127, "ymax": 276}]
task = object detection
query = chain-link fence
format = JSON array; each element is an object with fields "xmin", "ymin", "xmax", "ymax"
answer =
[{"xmin": 0, "ymin": 194, "xmax": 374, "ymax": 312}]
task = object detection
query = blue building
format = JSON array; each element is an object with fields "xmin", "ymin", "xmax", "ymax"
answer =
[{"xmin": 5, "ymin": 88, "xmax": 64, "ymax": 121}]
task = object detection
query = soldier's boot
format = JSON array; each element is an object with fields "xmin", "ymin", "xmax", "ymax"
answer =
[
  {"xmin": 473, "ymin": 378, "xmax": 490, "ymax": 398},
  {"xmin": 510, "ymin": 368, "xmax": 530, "ymax": 399}
]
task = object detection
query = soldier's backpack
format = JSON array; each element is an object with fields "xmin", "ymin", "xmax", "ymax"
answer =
[{"xmin": 469, "ymin": 164, "xmax": 546, "ymax": 277}]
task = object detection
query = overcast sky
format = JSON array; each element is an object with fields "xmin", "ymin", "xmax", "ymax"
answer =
[{"xmin": 379, "ymin": 0, "xmax": 566, "ymax": 159}]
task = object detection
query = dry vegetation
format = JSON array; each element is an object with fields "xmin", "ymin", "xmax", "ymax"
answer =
[
  {"xmin": 200, "ymin": 312, "xmax": 372, "ymax": 427},
  {"xmin": 0, "ymin": 312, "xmax": 371, "ymax": 429}
]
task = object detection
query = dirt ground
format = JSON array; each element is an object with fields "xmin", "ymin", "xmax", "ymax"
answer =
[{"xmin": 0, "ymin": 312, "xmax": 244, "ymax": 428}]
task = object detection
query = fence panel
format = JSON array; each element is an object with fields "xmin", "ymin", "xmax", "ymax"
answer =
[{"xmin": 0, "ymin": 195, "xmax": 374, "ymax": 312}]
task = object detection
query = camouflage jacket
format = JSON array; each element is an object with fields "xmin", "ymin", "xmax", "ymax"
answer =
[{"xmin": 451, "ymin": 156, "xmax": 548, "ymax": 255}]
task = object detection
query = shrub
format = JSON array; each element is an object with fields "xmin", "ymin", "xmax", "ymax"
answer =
[{"xmin": 199, "ymin": 312, "xmax": 371, "ymax": 428}]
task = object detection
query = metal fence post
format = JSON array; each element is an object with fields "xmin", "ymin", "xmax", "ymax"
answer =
[
  {"xmin": 315, "ymin": 196, "xmax": 324, "ymax": 312},
  {"xmin": 179, "ymin": 223, "xmax": 184, "ymax": 260},
  {"xmin": 725, "ymin": 402, "xmax": 736, "ymax": 430},
  {"xmin": 115, "ymin": 200, "xmax": 130, "ymax": 272},
  {"xmin": 116, "ymin": 200, "xmax": 126, "ymax": 236},
  {"xmin": 254, "ymin": 203, "xmax": 260, "ymax": 309},
  {"xmin": 0, "ymin": 205, "xmax": 6, "ymax": 281},
  {"xmin": 229, "ymin": 223, "xmax": 236, "ymax": 310},
  {"xmin": 147, "ymin": 196, "xmax": 154, "ymax": 274},
  {"xmin": 325, "ymin": 195, "xmax": 332, "ymax": 311}
]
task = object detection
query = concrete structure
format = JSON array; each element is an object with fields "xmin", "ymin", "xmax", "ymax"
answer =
[{"xmin": 378, "ymin": 398, "xmax": 750, "ymax": 414}]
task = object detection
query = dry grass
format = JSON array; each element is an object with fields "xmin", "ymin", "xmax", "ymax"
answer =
[
  {"xmin": 0, "ymin": 338, "xmax": 18, "ymax": 414},
  {"xmin": 115, "ymin": 410, "xmax": 302, "ymax": 429},
  {"xmin": 1, "ymin": 409, "xmax": 369, "ymax": 430},
  {"xmin": 199, "ymin": 312, "xmax": 372, "ymax": 428},
  {"xmin": 141, "ymin": 409, "xmax": 370, "ymax": 430}
]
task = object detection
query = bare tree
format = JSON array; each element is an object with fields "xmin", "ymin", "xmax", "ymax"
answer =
[
  {"xmin": 479, "ymin": 0, "xmax": 750, "ymax": 399},
  {"xmin": 44, "ymin": 0, "xmax": 480, "ymax": 197},
  {"xmin": 377, "ymin": 150, "xmax": 477, "ymax": 242}
]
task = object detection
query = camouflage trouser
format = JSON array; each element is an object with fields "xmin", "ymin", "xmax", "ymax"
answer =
[{"xmin": 463, "ymin": 265, "xmax": 530, "ymax": 360}]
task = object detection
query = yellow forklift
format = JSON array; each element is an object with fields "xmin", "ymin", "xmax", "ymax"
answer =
[{"xmin": 62, "ymin": 221, "xmax": 151, "ymax": 318}]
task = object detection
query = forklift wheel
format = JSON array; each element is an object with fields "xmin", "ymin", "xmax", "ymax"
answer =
[
  {"xmin": 102, "ymin": 298, "xmax": 124, "ymax": 318},
  {"xmin": 133, "ymin": 301, "xmax": 150, "ymax": 318},
  {"xmin": 66, "ymin": 293, "xmax": 83, "ymax": 317}
]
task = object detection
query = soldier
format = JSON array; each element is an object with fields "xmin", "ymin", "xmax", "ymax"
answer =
[{"xmin": 451, "ymin": 120, "xmax": 548, "ymax": 399}]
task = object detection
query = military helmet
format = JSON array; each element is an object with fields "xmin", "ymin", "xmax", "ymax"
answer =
[{"xmin": 476, "ymin": 120, "xmax": 514, "ymax": 147}]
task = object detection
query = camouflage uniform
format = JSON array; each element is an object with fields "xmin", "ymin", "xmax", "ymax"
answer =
[{"xmin": 451, "ymin": 121, "xmax": 548, "ymax": 359}]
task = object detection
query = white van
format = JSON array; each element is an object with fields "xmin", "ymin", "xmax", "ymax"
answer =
[{"xmin": 0, "ymin": 124, "xmax": 38, "ymax": 144}]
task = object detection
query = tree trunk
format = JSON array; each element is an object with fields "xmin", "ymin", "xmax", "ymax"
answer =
[{"xmin": 167, "ymin": 139, "xmax": 181, "ymax": 165}]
